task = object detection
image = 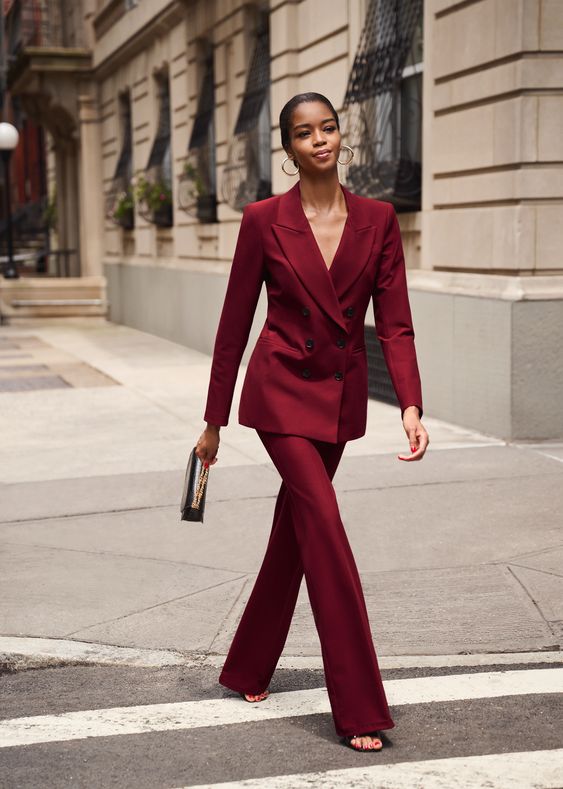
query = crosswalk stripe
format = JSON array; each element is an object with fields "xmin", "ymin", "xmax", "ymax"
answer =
[
  {"xmin": 0, "ymin": 668, "xmax": 561, "ymax": 749},
  {"xmin": 182, "ymin": 749, "xmax": 563, "ymax": 789}
]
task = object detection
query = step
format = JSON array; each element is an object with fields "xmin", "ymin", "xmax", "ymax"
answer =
[{"xmin": 0, "ymin": 276, "xmax": 108, "ymax": 320}]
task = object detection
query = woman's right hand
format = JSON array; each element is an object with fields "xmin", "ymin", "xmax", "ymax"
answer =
[{"xmin": 195, "ymin": 424, "xmax": 220, "ymax": 466}]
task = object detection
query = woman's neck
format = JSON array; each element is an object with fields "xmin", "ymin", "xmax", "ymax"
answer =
[{"xmin": 298, "ymin": 174, "xmax": 345, "ymax": 216}]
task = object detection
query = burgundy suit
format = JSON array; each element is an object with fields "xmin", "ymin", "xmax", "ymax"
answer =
[
  {"xmin": 203, "ymin": 180, "xmax": 423, "ymax": 440},
  {"xmin": 203, "ymin": 180, "xmax": 423, "ymax": 738}
]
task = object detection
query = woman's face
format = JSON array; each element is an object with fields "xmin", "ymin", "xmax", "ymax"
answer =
[{"xmin": 285, "ymin": 101, "xmax": 341, "ymax": 174}]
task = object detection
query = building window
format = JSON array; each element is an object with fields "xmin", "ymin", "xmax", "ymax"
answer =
[
  {"xmin": 342, "ymin": 0, "xmax": 423, "ymax": 211},
  {"xmin": 179, "ymin": 41, "xmax": 217, "ymax": 222},
  {"xmin": 106, "ymin": 90, "xmax": 134, "ymax": 230},
  {"xmin": 136, "ymin": 69, "xmax": 173, "ymax": 228},
  {"xmin": 222, "ymin": 9, "xmax": 271, "ymax": 211}
]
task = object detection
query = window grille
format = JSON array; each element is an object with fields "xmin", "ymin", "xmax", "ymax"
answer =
[
  {"xmin": 188, "ymin": 54, "xmax": 214, "ymax": 151},
  {"xmin": 139, "ymin": 72, "xmax": 173, "ymax": 227},
  {"xmin": 106, "ymin": 92, "xmax": 135, "ymax": 230},
  {"xmin": 341, "ymin": 0, "xmax": 423, "ymax": 210},
  {"xmin": 221, "ymin": 11, "xmax": 271, "ymax": 212},
  {"xmin": 114, "ymin": 94, "xmax": 133, "ymax": 182},
  {"xmin": 233, "ymin": 20, "xmax": 270, "ymax": 136},
  {"xmin": 179, "ymin": 48, "xmax": 218, "ymax": 222},
  {"xmin": 147, "ymin": 74, "xmax": 172, "ymax": 181}
]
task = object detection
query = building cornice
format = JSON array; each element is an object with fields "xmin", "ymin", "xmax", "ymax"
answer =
[{"xmin": 92, "ymin": 0, "xmax": 187, "ymax": 78}]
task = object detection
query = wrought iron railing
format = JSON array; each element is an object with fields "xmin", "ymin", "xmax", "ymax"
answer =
[
  {"xmin": 0, "ymin": 248, "xmax": 79, "ymax": 277},
  {"xmin": 5, "ymin": 0, "xmax": 86, "ymax": 57},
  {"xmin": 0, "ymin": 199, "xmax": 79, "ymax": 277}
]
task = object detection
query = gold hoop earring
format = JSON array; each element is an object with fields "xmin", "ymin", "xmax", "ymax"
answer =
[
  {"xmin": 281, "ymin": 156, "xmax": 299, "ymax": 176},
  {"xmin": 337, "ymin": 145, "xmax": 354, "ymax": 166}
]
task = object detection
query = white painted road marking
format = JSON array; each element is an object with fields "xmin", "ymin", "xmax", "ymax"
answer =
[
  {"xmin": 183, "ymin": 749, "xmax": 563, "ymax": 789},
  {"xmin": 0, "ymin": 669, "xmax": 561, "ymax": 749}
]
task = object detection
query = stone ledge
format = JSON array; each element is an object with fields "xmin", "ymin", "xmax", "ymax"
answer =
[{"xmin": 407, "ymin": 270, "xmax": 563, "ymax": 301}]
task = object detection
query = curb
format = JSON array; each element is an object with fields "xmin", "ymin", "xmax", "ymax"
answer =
[
  {"xmin": 1, "ymin": 636, "xmax": 561, "ymax": 673},
  {"xmin": 0, "ymin": 636, "xmax": 189, "ymax": 672}
]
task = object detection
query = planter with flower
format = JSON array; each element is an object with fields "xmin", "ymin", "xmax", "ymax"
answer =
[
  {"xmin": 134, "ymin": 173, "xmax": 173, "ymax": 227},
  {"xmin": 109, "ymin": 188, "xmax": 135, "ymax": 229},
  {"xmin": 179, "ymin": 159, "xmax": 215, "ymax": 218}
]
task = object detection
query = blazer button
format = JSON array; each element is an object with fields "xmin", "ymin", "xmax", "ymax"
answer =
[
  {"xmin": 344, "ymin": 306, "xmax": 354, "ymax": 317},
  {"xmin": 336, "ymin": 337, "xmax": 346, "ymax": 349},
  {"xmin": 334, "ymin": 371, "xmax": 343, "ymax": 381},
  {"xmin": 302, "ymin": 367, "xmax": 311, "ymax": 379},
  {"xmin": 305, "ymin": 338, "xmax": 314, "ymax": 350},
  {"xmin": 301, "ymin": 306, "xmax": 310, "ymax": 316}
]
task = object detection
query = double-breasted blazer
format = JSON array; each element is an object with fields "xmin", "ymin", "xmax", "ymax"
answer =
[{"xmin": 203, "ymin": 180, "xmax": 423, "ymax": 443}]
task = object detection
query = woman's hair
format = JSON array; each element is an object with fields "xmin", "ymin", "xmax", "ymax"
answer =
[{"xmin": 279, "ymin": 92, "xmax": 340, "ymax": 153}]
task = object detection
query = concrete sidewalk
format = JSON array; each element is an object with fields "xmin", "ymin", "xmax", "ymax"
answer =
[{"xmin": 0, "ymin": 318, "xmax": 561, "ymax": 666}]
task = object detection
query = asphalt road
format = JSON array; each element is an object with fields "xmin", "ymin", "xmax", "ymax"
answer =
[{"xmin": 1, "ymin": 661, "xmax": 562, "ymax": 788}]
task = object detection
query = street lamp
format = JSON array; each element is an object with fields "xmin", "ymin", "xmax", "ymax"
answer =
[{"xmin": 0, "ymin": 122, "xmax": 20, "ymax": 279}]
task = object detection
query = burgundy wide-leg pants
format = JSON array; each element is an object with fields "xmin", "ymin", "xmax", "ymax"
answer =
[{"xmin": 218, "ymin": 429, "xmax": 394, "ymax": 737}]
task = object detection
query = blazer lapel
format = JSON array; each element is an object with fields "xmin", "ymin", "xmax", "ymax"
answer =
[{"xmin": 271, "ymin": 180, "xmax": 378, "ymax": 333}]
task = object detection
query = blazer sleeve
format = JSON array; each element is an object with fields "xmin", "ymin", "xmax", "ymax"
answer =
[
  {"xmin": 203, "ymin": 203, "xmax": 265, "ymax": 426},
  {"xmin": 372, "ymin": 202, "xmax": 423, "ymax": 420}
]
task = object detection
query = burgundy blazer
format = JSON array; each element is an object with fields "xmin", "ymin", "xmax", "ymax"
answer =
[{"xmin": 203, "ymin": 180, "xmax": 423, "ymax": 443}]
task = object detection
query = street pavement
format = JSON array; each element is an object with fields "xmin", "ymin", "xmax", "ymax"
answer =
[{"xmin": 0, "ymin": 317, "xmax": 562, "ymax": 787}]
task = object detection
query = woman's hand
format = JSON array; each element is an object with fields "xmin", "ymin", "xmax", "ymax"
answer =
[
  {"xmin": 195, "ymin": 424, "xmax": 220, "ymax": 466},
  {"xmin": 398, "ymin": 406, "xmax": 429, "ymax": 461}
]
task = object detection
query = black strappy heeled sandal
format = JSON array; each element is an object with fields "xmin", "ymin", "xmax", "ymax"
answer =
[
  {"xmin": 342, "ymin": 731, "xmax": 383, "ymax": 751},
  {"xmin": 238, "ymin": 689, "xmax": 270, "ymax": 702}
]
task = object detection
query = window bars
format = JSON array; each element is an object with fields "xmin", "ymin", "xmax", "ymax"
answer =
[
  {"xmin": 341, "ymin": 0, "xmax": 423, "ymax": 209},
  {"xmin": 179, "ymin": 48, "xmax": 218, "ymax": 221},
  {"xmin": 139, "ymin": 72, "xmax": 173, "ymax": 227},
  {"xmin": 221, "ymin": 12, "xmax": 271, "ymax": 212},
  {"xmin": 146, "ymin": 74, "xmax": 172, "ymax": 178},
  {"xmin": 106, "ymin": 92, "xmax": 134, "ymax": 230}
]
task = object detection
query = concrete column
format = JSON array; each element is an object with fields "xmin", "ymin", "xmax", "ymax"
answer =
[{"xmin": 77, "ymin": 84, "xmax": 104, "ymax": 277}]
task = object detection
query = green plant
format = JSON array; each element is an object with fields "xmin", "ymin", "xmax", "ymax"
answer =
[
  {"xmin": 133, "ymin": 173, "xmax": 172, "ymax": 212},
  {"xmin": 182, "ymin": 160, "xmax": 208, "ymax": 196},
  {"xmin": 111, "ymin": 189, "xmax": 134, "ymax": 222}
]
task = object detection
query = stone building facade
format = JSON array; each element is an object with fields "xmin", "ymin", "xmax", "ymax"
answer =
[{"xmin": 3, "ymin": 0, "xmax": 562, "ymax": 440}]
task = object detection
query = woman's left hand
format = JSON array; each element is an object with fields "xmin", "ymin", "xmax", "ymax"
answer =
[{"xmin": 398, "ymin": 406, "xmax": 429, "ymax": 461}]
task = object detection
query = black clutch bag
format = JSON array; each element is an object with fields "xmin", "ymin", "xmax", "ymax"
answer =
[{"xmin": 180, "ymin": 447, "xmax": 209, "ymax": 522}]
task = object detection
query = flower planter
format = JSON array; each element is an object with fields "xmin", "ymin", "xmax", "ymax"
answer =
[
  {"xmin": 196, "ymin": 193, "xmax": 217, "ymax": 222},
  {"xmin": 115, "ymin": 207, "xmax": 135, "ymax": 230},
  {"xmin": 152, "ymin": 203, "xmax": 173, "ymax": 228},
  {"xmin": 133, "ymin": 173, "xmax": 173, "ymax": 227}
]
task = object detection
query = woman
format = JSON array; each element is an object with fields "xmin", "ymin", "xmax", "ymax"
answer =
[{"xmin": 195, "ymin": 92, "xmax": 429, "ymax": 751}]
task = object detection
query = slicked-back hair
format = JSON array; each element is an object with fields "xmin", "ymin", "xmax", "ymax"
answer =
[{"xmin": 279, "ymin": 93, "xmax": 340, "ymax": 153}]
